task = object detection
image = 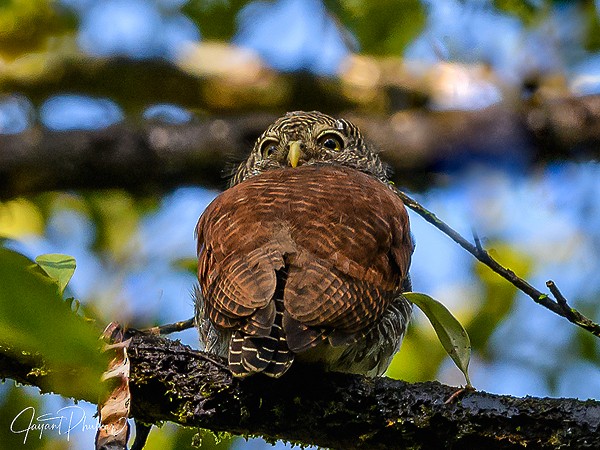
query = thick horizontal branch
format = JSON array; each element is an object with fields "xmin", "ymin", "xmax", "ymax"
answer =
[
  {"xmin": 2, "ymin": 94, "xmax": 600, "ymax": 198},
  {"xmin": 2, "ymin": 335, "xmax": 599, "ymax": 449},
  {"xmin": 0, "ymin": 115, "xmax": 273, "ymax": 198}
]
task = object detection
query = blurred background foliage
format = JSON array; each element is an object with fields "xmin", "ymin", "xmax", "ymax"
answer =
[{"xmin": 1, "ymin": 0, "xmax": 600, "ymax": 449}]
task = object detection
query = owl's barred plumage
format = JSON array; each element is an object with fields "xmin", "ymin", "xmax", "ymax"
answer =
[{"xmin": 196, "ymin": 111, "xmax": 413, "ymax": 378}]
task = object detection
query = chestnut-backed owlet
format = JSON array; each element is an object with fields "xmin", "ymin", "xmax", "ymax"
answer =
[{"xmin": 195, "ymin": 111, "xmax": 413, "ymax": 378}]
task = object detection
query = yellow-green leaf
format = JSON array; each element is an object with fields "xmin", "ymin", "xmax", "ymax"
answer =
[
  {"xmin": 404, "ymin": 292, "xmax": 472, "ymax": 387},
  {"xmin": 34, "ymin": 253, "xmax": 76, "ymax": 294}
]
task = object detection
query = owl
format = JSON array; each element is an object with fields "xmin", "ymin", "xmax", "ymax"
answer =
[{"xmin": 195, "ymin": 111, "xmax": 413, "ymax": 378}]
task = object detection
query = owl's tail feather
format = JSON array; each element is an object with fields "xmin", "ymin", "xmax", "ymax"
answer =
[
  {"xmin": 228, "ymin": 294, "xmax": 294, "ymax": 378},
  {"xmin": 228, "ymin": 334, "xmax": 294, "ymax": 378},
  {"xmin": 263, "ymin": 297, "xmax": 294, "ymax": 377},
  {"xmin": 229, "ymin": 332, "xmax": 277, "ymax": 376}
]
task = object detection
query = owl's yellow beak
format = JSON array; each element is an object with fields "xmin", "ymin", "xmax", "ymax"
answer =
[{"xmin": 287, "ymin": 141, "xmax": 302, "ymax": 168}]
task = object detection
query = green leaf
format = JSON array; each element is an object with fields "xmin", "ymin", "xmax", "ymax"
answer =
[
  {"xmin": 0, "ymin": 247, "xmax": 108, "ymax": 400},
  {"xmin": 404, "ymin": 292, "xmax": 472, "ymax": 387},
  {"xmin": 324, "ymin": 0, "xmax": 426, "ymax": 55},
  {"xmin": 493, "ymin": 0, "xmax": 545, "ymax": 26},
  {"xmin": 172, "ymin": 257, "xmax": 198, "ymax": 275},
  {"xmin": 183, "ymin": 0, "xmax": 248, "ymax": 41},
  {"xmin": 34, "ymin": 253, "xmax": 76, "ymax": 294},
  {"xmin": 584, "ymin": 1, "xmax": 600, "ymax": 52},
  {"xmin": 470, "ymin": 243, "xmax": 529, "ymax": 353}
]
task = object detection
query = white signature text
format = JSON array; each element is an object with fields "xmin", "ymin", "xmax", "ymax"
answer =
[{"xmin": 10, "ymin": 405, "xmax": 126, "ymax": 444}]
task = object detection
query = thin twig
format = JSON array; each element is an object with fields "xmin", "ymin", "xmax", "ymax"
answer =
[
  {"xmin": 394, "ymin": 188, "xmax": 600, "ymax": 338},
  {"xmin": 140, "ymin": 318, "xmax": 230, "ymax": 370},
  {"xmin": 547, "ymin": 280, "xmax": 570, "ymax": 313},
  {"xmin": 141, "ymin": 317, "xmax": 195, "ymax": 335},
  {"xmin": 472, "ymin": 228, "xmax": 484, "ymax": 253}
]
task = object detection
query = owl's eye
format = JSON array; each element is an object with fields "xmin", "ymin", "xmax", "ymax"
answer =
[
  {"xmin": 317, "ymin": 132, "xmax": 344, "ymax": 152},
  {"xmin": 259, "ymin": 138, "xmax": 279, "ymax": 158}
]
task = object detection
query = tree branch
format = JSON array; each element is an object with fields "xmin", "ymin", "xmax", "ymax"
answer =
[
  {"xmin": 2, "ymin": 334, "xmax": 599, "ymax": 449},
  {"xmin": 2, "ymin": 94, "xmax": 600, "ymax": 198},
  {"xmin": 394, "ymin": 189, "xmax": 600, "ymax": 338}
]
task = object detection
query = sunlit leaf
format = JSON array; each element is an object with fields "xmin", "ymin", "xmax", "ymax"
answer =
[
  {"xmin": 173, "ymin": 257, "xmax": 198, "ymax": 275},
  {"xmin": 84, "ymin": 191, "xmax": 141, "ymax": 260},
  {"xmin": 584, "ymin": 1, "xmax": 600, "ymax": 52},
  {"xmin": 385, "ymin": 327, "xmax": 446, "ymax": 382},
  {"xmin": 0, "ymin": 0, "xmax": 76, "ymax": 57},
  {"xmin": 325, "ymin": 0, "xmax": 426, "ymax": 55},
  {"xmin": 184, "ymin": 0, "xmax": 248, "ymax": 41},
  {"xmin": 34, "ymin": 253, "xmax": 76, "ymax": 295},
  {"xmin": 0, "ymin": 247, "xmax": 108, "ymax": 399},
  {"xmin": 0, "ymin": 199, "xmax": 44, "ymax": 239},
  {"xmin": 470, "ymin": 243, "xmax": 530, "ymax": 353},
  {"xmin": 143, "ymin": 423, "xmax": 235, "ymax": 450},
  {"xmin": 493, "ymin": 0, "xmax": 546, "ymax": 26},
  {"xmin": 404, "ymin": 292, "xmax": 472, "ymax": 387}
]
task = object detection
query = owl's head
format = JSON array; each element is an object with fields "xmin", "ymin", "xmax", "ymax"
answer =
[{"xmin": 231, "ymin": 111, "xmax": 388, "ymax": 186}]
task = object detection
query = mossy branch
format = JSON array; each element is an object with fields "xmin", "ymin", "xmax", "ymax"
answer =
[{"xmin": 2, "ymin": 334, "xmax": 600, "ymax": 449}]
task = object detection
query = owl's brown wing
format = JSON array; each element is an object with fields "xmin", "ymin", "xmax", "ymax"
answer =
[
  {"xmin": 197, "ymin": 211, "xmax": 291, "ymax": 333},
  {"xmin": 196, "ymin": 165, "xmax": 412, "ymax": 377}
]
